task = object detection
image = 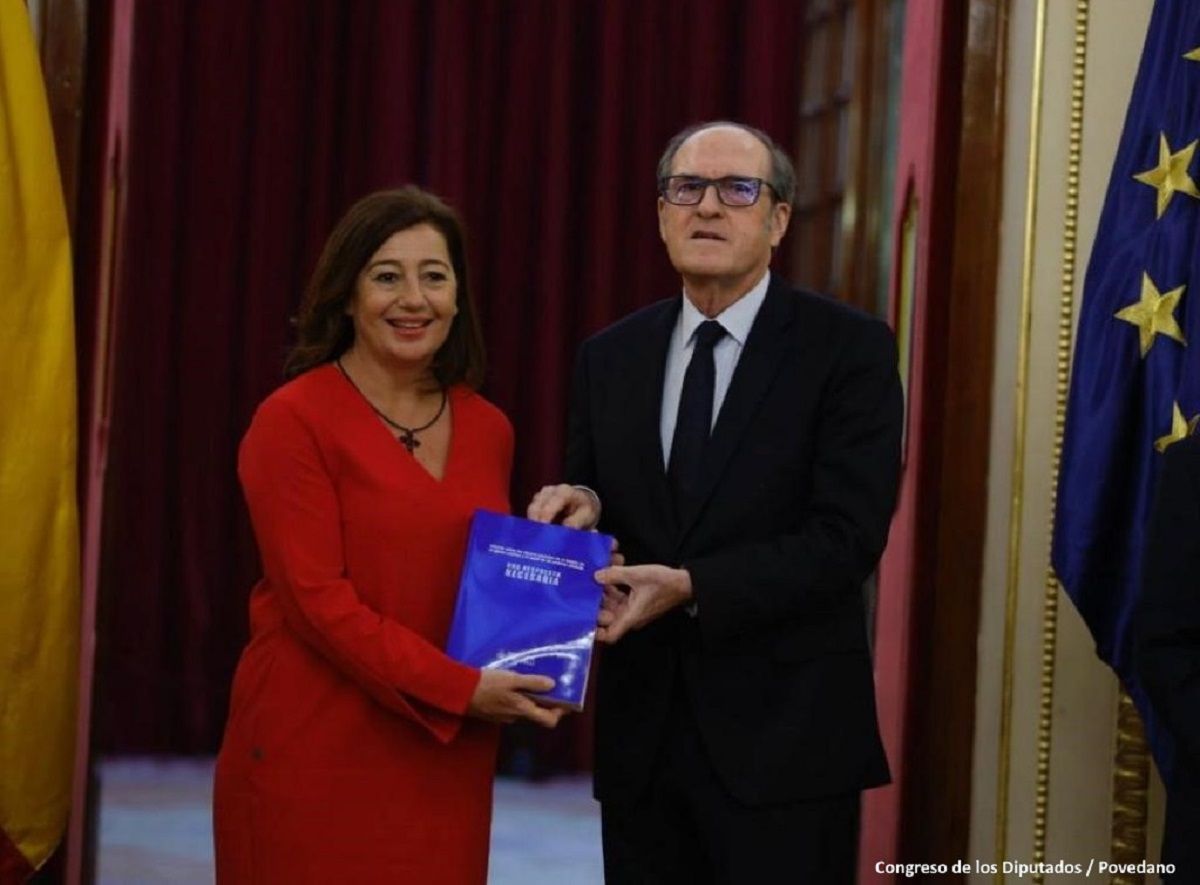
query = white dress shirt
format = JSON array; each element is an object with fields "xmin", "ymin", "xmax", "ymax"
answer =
[{"xmin": 660, "ymin": 271, "xmax": 771, "ymax": 466}]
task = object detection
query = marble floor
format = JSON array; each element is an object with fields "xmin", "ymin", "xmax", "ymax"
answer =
[{"xmin": 97, "ymin": 757, "xmax": 603, "ymax": 884}]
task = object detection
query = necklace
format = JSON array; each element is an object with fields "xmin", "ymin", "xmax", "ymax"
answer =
[{"xmin": 335, "ymin": 358, "xmax": 448, "ymax": 454}]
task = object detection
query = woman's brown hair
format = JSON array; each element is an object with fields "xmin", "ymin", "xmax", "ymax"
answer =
[{"xmin": 284, "ymin": 187, "xmax": 486, "ymax": 387}]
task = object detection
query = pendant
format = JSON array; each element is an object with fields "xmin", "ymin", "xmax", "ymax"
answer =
[{"xmin": 398, "ymin": 430, "xmax": 420, "ymax": 453}]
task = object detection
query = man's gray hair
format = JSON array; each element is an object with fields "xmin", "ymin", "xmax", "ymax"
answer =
[{"xmin": 655, "ymin": 121, "xmax": 796, "ymax": 206}]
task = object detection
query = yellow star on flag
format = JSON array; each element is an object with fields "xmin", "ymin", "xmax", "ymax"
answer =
[
  {"xmin": 1185, "ymin": 47, "xmax": 1200, "ymax": 61},
  {"xmin": 1133, "ymin": 133, "xmax": 1200, "ymax": 218},
  {"xmin": 1154, "ymin": 401, "xmax": 1199, "ymax": 453},
  {"xmin": 1114, "ymin": 273, "xmax": 1187, "ymax": 357}
]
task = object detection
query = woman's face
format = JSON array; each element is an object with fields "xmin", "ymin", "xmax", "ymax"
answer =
[{"xmin": 347, "ymin": 223, "xmax": 458, "ymax": 372}]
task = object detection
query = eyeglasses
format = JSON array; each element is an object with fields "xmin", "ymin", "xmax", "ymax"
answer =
[{"xmin": 659, "ymin": 175, "xmax": 775, "ymax": 207}]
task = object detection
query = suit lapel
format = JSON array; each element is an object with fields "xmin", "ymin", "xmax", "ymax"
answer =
[
  {"xmin": 677, "ymin": 278, "xmax": 797, "ymax": 538},
  {"xmin": 634, "ymin": 298, "xmax": 681, "ymax": 539}
]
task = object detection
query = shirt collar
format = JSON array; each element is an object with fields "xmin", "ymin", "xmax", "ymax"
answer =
[{"xmin": 679, "ymin": 270, "xmax": 771, "ymax": 347}]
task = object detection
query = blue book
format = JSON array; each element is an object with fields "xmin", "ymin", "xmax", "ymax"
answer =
[{"xmin": 446, "ymin": 510, "xmax": 613, "ymax": 710}]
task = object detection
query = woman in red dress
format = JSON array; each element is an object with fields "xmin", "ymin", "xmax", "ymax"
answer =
[{"xmin": 212, "ymin": 188, "xmax": 587, "ymax": 884}]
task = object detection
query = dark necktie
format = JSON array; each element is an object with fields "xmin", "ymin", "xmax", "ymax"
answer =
[{"xmin": 668, "ymin": 320, "xmax": 726, "ymax": 512}]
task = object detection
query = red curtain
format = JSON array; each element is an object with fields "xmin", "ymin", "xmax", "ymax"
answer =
[{"xmin": 93, "ymin": 0, "xmax": 803, "ymax": 755}]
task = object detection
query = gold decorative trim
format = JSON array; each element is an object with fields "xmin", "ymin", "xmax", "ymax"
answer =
[
  {"xmin": 996, "ymin": 0, "xmax": 1048, "ymax": 878},
  {"xmin": 1030, "ymin": 3, "xmax": 1090, "ymax": 883},
  {"xmin": 1110, "ymin": 689, "xmax": 1150, "ymax": 885}
]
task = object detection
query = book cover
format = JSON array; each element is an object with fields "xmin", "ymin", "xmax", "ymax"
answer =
[{"xmin": 446, "ymin": 509, "xmax": 613, "ymax": 710}]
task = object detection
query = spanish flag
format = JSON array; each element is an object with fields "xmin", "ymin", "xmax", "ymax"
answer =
[{"xmin": 0, "ymin": 0, "xmax": 81, "ymax": 880}]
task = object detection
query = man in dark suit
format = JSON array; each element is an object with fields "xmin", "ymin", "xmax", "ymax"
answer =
[
  {"xmin": 530, "ymin": 121, "xmax": 902, "ymax": 882},
  {"xmin": 1135, "ymin": 432, "xmax": 1200, "ymax": 881}
]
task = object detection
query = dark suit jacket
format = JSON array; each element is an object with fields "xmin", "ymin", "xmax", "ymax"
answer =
[
  {"xmin": 566, "ymin": 275, "xmax": 903, "ymax": 807},
  {"xmin": 1135, "ymin": 433, "xmax": 1200, "ymax": 876}
]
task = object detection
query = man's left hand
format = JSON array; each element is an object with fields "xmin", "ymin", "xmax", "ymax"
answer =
[
  {"xmin": 526, "ymin": 484, "xmax": 600, "ymax": 529},
  {"xmin": 594, "ymin": 564, "xmax": 693, "ymax": 643}
]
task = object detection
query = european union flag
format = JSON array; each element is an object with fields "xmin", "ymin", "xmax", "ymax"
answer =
[{"xmin": 1052, "ymin": 0, "xmax": 1200, "ymax": 779}]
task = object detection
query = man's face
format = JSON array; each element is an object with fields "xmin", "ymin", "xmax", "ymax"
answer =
[{"xmin": 657, "ymin": 126, "xmax": 791, "ymax": 290}]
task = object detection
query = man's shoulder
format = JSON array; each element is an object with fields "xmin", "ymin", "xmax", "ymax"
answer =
[
  {"xmin": 769, "ymin": 280, "xmax": 895, "ymax": 356},
  {"xmin": 578, "ymin": 281, "xmax": 893, "ymax": 355},
  {"xmin": 582, "ymin": 296, "xmax": 679, "ymax": 352},
  {"xmin": 783, "ymin": 281, "xmax": 887, "ymax": 330}
]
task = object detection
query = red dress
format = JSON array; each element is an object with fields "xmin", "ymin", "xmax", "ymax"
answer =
[{"xmin": 213, "ymin": 364, "xmax": 510, "ymax": 884}]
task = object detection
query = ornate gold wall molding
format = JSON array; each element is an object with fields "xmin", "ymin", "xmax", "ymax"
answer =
[
  {"xmin": 1110, "ymin": 690, "xmax": 1150, "ymax": 885},
  {"xmin": 1030, "ymin": 2, "xmax": 1089, "ymax": 883}
]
